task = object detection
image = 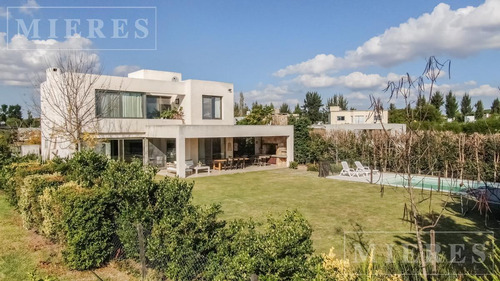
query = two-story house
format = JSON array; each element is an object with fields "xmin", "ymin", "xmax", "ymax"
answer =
[{"xmin": 41, "ymin": 68, "xmax": 294, "ymax": 178}]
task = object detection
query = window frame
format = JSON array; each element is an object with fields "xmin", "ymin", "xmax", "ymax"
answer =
[
  {"xmin": 202, "ymin": 95, "xmax": 222, "ymax": 120},
  {"xmin": 96, "ymin": 90, "xmax": 144, "ymax": 119}
]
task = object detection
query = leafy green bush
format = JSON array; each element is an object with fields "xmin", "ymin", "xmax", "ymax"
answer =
[
  {"xmin": 330, "ymin": 163, "xmax": 343, "ymax": 174},
  {"xmin": 67, "ymin": 150, "xmax": 108, "ymax": 187},
  {"xmin": 39, "ymin": 187, "xmax": 64, "ymax": 242},
  {"xmin": 102, "ymin": 160, "xmax": 156, "ymax": 260},
  {"xmin": 204, "ymin": 210, "xmax": 314, "ymax": 280},
  {"xmin": 146, "ymin": 177, "xmax": 224, "ymax": 280},
  {"xmin": 18, "ymin": 173, "xmax": 65, "ymax": 230},
  {"xmin": 289, "ymin": 161, "xmax": 298, "ymax": 169},
  {"xmin": 306, "ymin": 163, "xmax": 318, "ymax": 172},
  {"xmin": 3, "ymin": 161, "xmax": 55, "ymax": 206},
  {"xmin": 57, "ymin": 182, "xmax": 117, "ymax": 270}
]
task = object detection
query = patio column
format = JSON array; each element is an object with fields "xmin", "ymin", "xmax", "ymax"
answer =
[
  {"xmin": 286, "ymin": 135, "xmax": 294, "ymax": 166},
  {"xmin": 176, "ymin": 135, "xmax": 186, "ymax": 178}
]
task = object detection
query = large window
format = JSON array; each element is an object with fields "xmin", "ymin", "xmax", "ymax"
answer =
[
  {"xmin": 202, "ymin": 96, "xmax": 222, "ymax": 119},
  {"xmin": 96, "ymin": 90, "xmax": 144, "ymax": 118},
  {"xmin": 146, "ymin": 96, "xmax": 171, "ymax": 118}
]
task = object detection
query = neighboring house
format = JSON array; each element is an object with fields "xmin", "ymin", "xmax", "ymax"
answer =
[
  {"xmin": 328, "ymin": 106, "xmax": 388, "ymax": 125},
  {"xmin": 41, "ymin": 68, "xmax": 294, "ymax": 178},
  {"xmin": 320, "ymin": 106, "xmax": 405, "ymax": 134},
  {"xmin": 464, "ymin": 115, "xmax": 475, "ymax": 123}
]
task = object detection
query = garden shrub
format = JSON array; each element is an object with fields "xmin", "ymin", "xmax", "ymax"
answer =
[
  {"xmin": 67, "ymin": 150, "xmax": 108, "ymax": 187},
  {"xmin": 39, "ymin": 187, "xmax": 64, "ymax": 242},
  {"xmin": 3, "ymin": 161, "xmax": 55, "ymax": 206},
  {"xmin": 330, "ymin": 163, "xmax": 343, "ymax": 174},
  {"xmin": 289, "ymin": 161, "xmax": 298, "ymax": 169},
  {"xmin": 204, "ymin": 210, "xmax": 314, "ymax": 280},
  {"xmin": 102, "ymin": 160, "xmax": 156, "ymax": 260},
  {"xmin": 18, "ymin": 173, "xmax": 65, "ymax": 230},
  {"xmin": 146, "ymin": 177, "xmax": 224, "ymax": 280},
  {"xmin": 57, "ymin": 182, "xmax": 117, "ymax": 270},
  {"xmin": 306, "ymin": 163, "xmax": 319, "ymax": 172}
]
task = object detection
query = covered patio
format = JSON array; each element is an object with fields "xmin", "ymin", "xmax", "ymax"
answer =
[{"xmin": 96, "ymin": 124, "xmax": 294, "ymax": 178}]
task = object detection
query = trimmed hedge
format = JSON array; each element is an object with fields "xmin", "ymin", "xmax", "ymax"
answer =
[
  {"xmin": 57, "ymin": 182, "xmax": 117, "ymax": 270},
  {"xmin": 18, "ymin": 173, "xmax": 65, "ymax": 230}
]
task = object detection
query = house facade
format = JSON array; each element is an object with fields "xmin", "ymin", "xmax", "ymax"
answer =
[
  {"xmin": 41, "ymin": 68, "xmax": 294, "ymax": 177},
  {"xmin": 328, "ymin": 106, "xmax": 388, "ymax": 125}
]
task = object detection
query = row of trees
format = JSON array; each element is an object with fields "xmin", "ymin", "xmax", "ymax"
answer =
[
  {"xmin": 237, "ymin": 91, "xmax": 352, "ymax": 124},
  {"xmin": 0, "ymin": 104, "xmax": 39, "ymax": 128},
  {"xmin": 389, "ymin": 90, "xmax": 500, "ymax": 124}
]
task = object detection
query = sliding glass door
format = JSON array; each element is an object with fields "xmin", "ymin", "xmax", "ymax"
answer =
[{"xmin": 198, "ymin": 138, "xmax": 225, "ymax": 165}]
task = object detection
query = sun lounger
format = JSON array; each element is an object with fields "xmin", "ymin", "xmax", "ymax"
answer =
[
  {"xmin": 354, "ymin": 161, "xmax": 379, "ymax": 176},
  {"xmin": 340, "ymin": 161, "xmax": 358, "ymax": 177}
]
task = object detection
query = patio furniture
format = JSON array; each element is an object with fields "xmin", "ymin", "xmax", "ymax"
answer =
[
  {"xmin": 166, "ymin": 160, "xmax": 195, "ymax": 175},
  {"xmin": 259, "ymin": 155, "xmax": 270, "ymax": 166},
  {"xmin": 194, "ymin": 165, "xmax": 210, "ymax": 174},
  {"xmin": 354, "ymin": 161, "xmax": 379, "ymax": 176},
  {"xmin": 225, "ymin": 157, "xmax": 236, "ymax": 170},
  {"xmin": 340, "ymin": 161, "xmax": 358, "ymax": 177},
  {"xmin": 213, "ymin": 159, "xmax": 227, "ymax": 170}
]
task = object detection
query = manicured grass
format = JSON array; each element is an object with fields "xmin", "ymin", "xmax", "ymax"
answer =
[
  {"xmin": 190, "ymin": 168, "xmax": 497, "ymax": 255},
  {"xmin": 0, "ymin": 192, "xmax": 137, "ymax": 281}
]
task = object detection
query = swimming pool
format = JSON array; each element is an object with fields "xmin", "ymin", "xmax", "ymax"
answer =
[{"xmin": 382, "ymin": 174, "xmax": 491, "ymax": 193}]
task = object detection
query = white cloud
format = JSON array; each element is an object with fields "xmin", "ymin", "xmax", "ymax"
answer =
[
  {"xmin": 113, "ymin": 65, "xmax": 141, "ymax": 77},
  {"xmin": 244, "ymin": 84, "xmax": 292, "ymax": 105},
  {"xmin": 20, "ymin": 0, "xmax": 40, "ymax": 15},
  {"xmin": 294, "ymin": 71, "xmax": 401, "ymax": 91},
  {"xmin": 275, "ymin": 0, "xmax": 500, "ymax": 77},
  {"xmin": 0, "ymin": 33, "xmax": 97, "ymax": 86}
]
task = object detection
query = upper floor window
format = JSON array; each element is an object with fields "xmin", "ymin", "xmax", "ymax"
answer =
[
  {"xmin": 203, "ymin": 96, "xmax": 221, "ymax": 119},
  {"xmin": 337, "ymin": 116, "xmax": 345, "ymax": 121},
  {"xmin": 96, "ymin": 90, "xmax": 143, "ymax": 118},
  {"xmin": 147, "ymin": 96, "xmax": 171, "ymax": 118}
]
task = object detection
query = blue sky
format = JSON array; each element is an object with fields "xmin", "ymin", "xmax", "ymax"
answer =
[{"xmin": 1, "ymin": 0, "xmax": 499, "ymax": 115}]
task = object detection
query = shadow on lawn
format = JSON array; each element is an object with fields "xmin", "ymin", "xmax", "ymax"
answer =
[{"xmin": 390, "ymin": 196, "xmax": 500, "ymax": 275}]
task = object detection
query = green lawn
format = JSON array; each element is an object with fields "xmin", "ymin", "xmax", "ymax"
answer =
[
  {"xmin": 0, "ymin": 192, "xmax": 137, "ymax": 281},
  {"xmin": 191, "ymin": 168, "xmax": 497, "ymax": 255}
]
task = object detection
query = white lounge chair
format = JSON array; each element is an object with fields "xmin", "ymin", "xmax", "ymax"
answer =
[
  {"xmin": 354, "ymin": 161, "xmax": 379, "ymax": 176},
  {"xmin": 340, "ymin": 161, "xmax": 358, "ymax": 177},
  {"xmin": 166, "ymin": 160, "xmax": 195, "ymax": 175}
]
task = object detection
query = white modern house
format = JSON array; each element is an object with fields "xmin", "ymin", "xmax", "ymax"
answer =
[
  {"xmin": 318, "ymin": 106, "xmax": 405, "ymax": 134},
  {"xmin": 41, "ymin": 68, "xmax": 294, "ymax": 178},
  {"xmin": 328, "ymin": 106, "xmax": 388, "ymax": 125}
]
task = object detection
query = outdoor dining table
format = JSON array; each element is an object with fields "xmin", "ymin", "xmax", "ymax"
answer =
[{"xmin": 212, "ymin": 159, "xmax": 227, "ymax": 170}]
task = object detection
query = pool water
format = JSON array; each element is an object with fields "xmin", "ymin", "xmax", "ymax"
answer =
[{"xmin": 383, "ymin": 174, "xmax": 488, "ymax": 193}]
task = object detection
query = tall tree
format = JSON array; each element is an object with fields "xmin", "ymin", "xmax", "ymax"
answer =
[
  {"xmin": 7, "ymin": 104, "xmax": 22, "ymax": 120},
  {"xmin": 491, "ymin": 98, "xmax": 500, "ymax": 115},
  {"xmin": 460, "ymin": 93, "xmax": 473, "ymax": 119},
  {"xmin": 445, "ymin": 91, "xmax": 458, "ymax": 119},
  {"xmin": 416, "ymin": 94, "xmax": 426, "ymax": 108},
  {"xmin": 326, "ymin": 94, "xmax": 348, "ymax": 110},
  {"xmin": 475, "ymin": 100, "xmax": 484, "ymax": 119},
  {"xmin": 38, "ymin": 52, "xmax": 106, "ymax": 153},
  {"xmin": 293, "ymin": 103, "xmax": 302, "ymax": 115},
  {"xmin": 234, "ymin": 92, "xmax": 249, "ymax": 117},
  {"xmin": 0, "ymin": 104, "xmax": 7, "ymax": 122},
  {"xmin": 430, "ymin": 91, "xmax": 444, "ymax": 111},
  {"xmin": 279, "ymin": 103, "xmax": 290, "ymax": 114},
  {"xmin": 25, "ymin": 110, "xmax": 34, "ymax": 127},
  {"xmin": 238, "ymin": 92, "xmax": 246, "ymax": 116},
  {"xmin": 302, "ymin": 92, "xmax": 324, "ymax": 123}
]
